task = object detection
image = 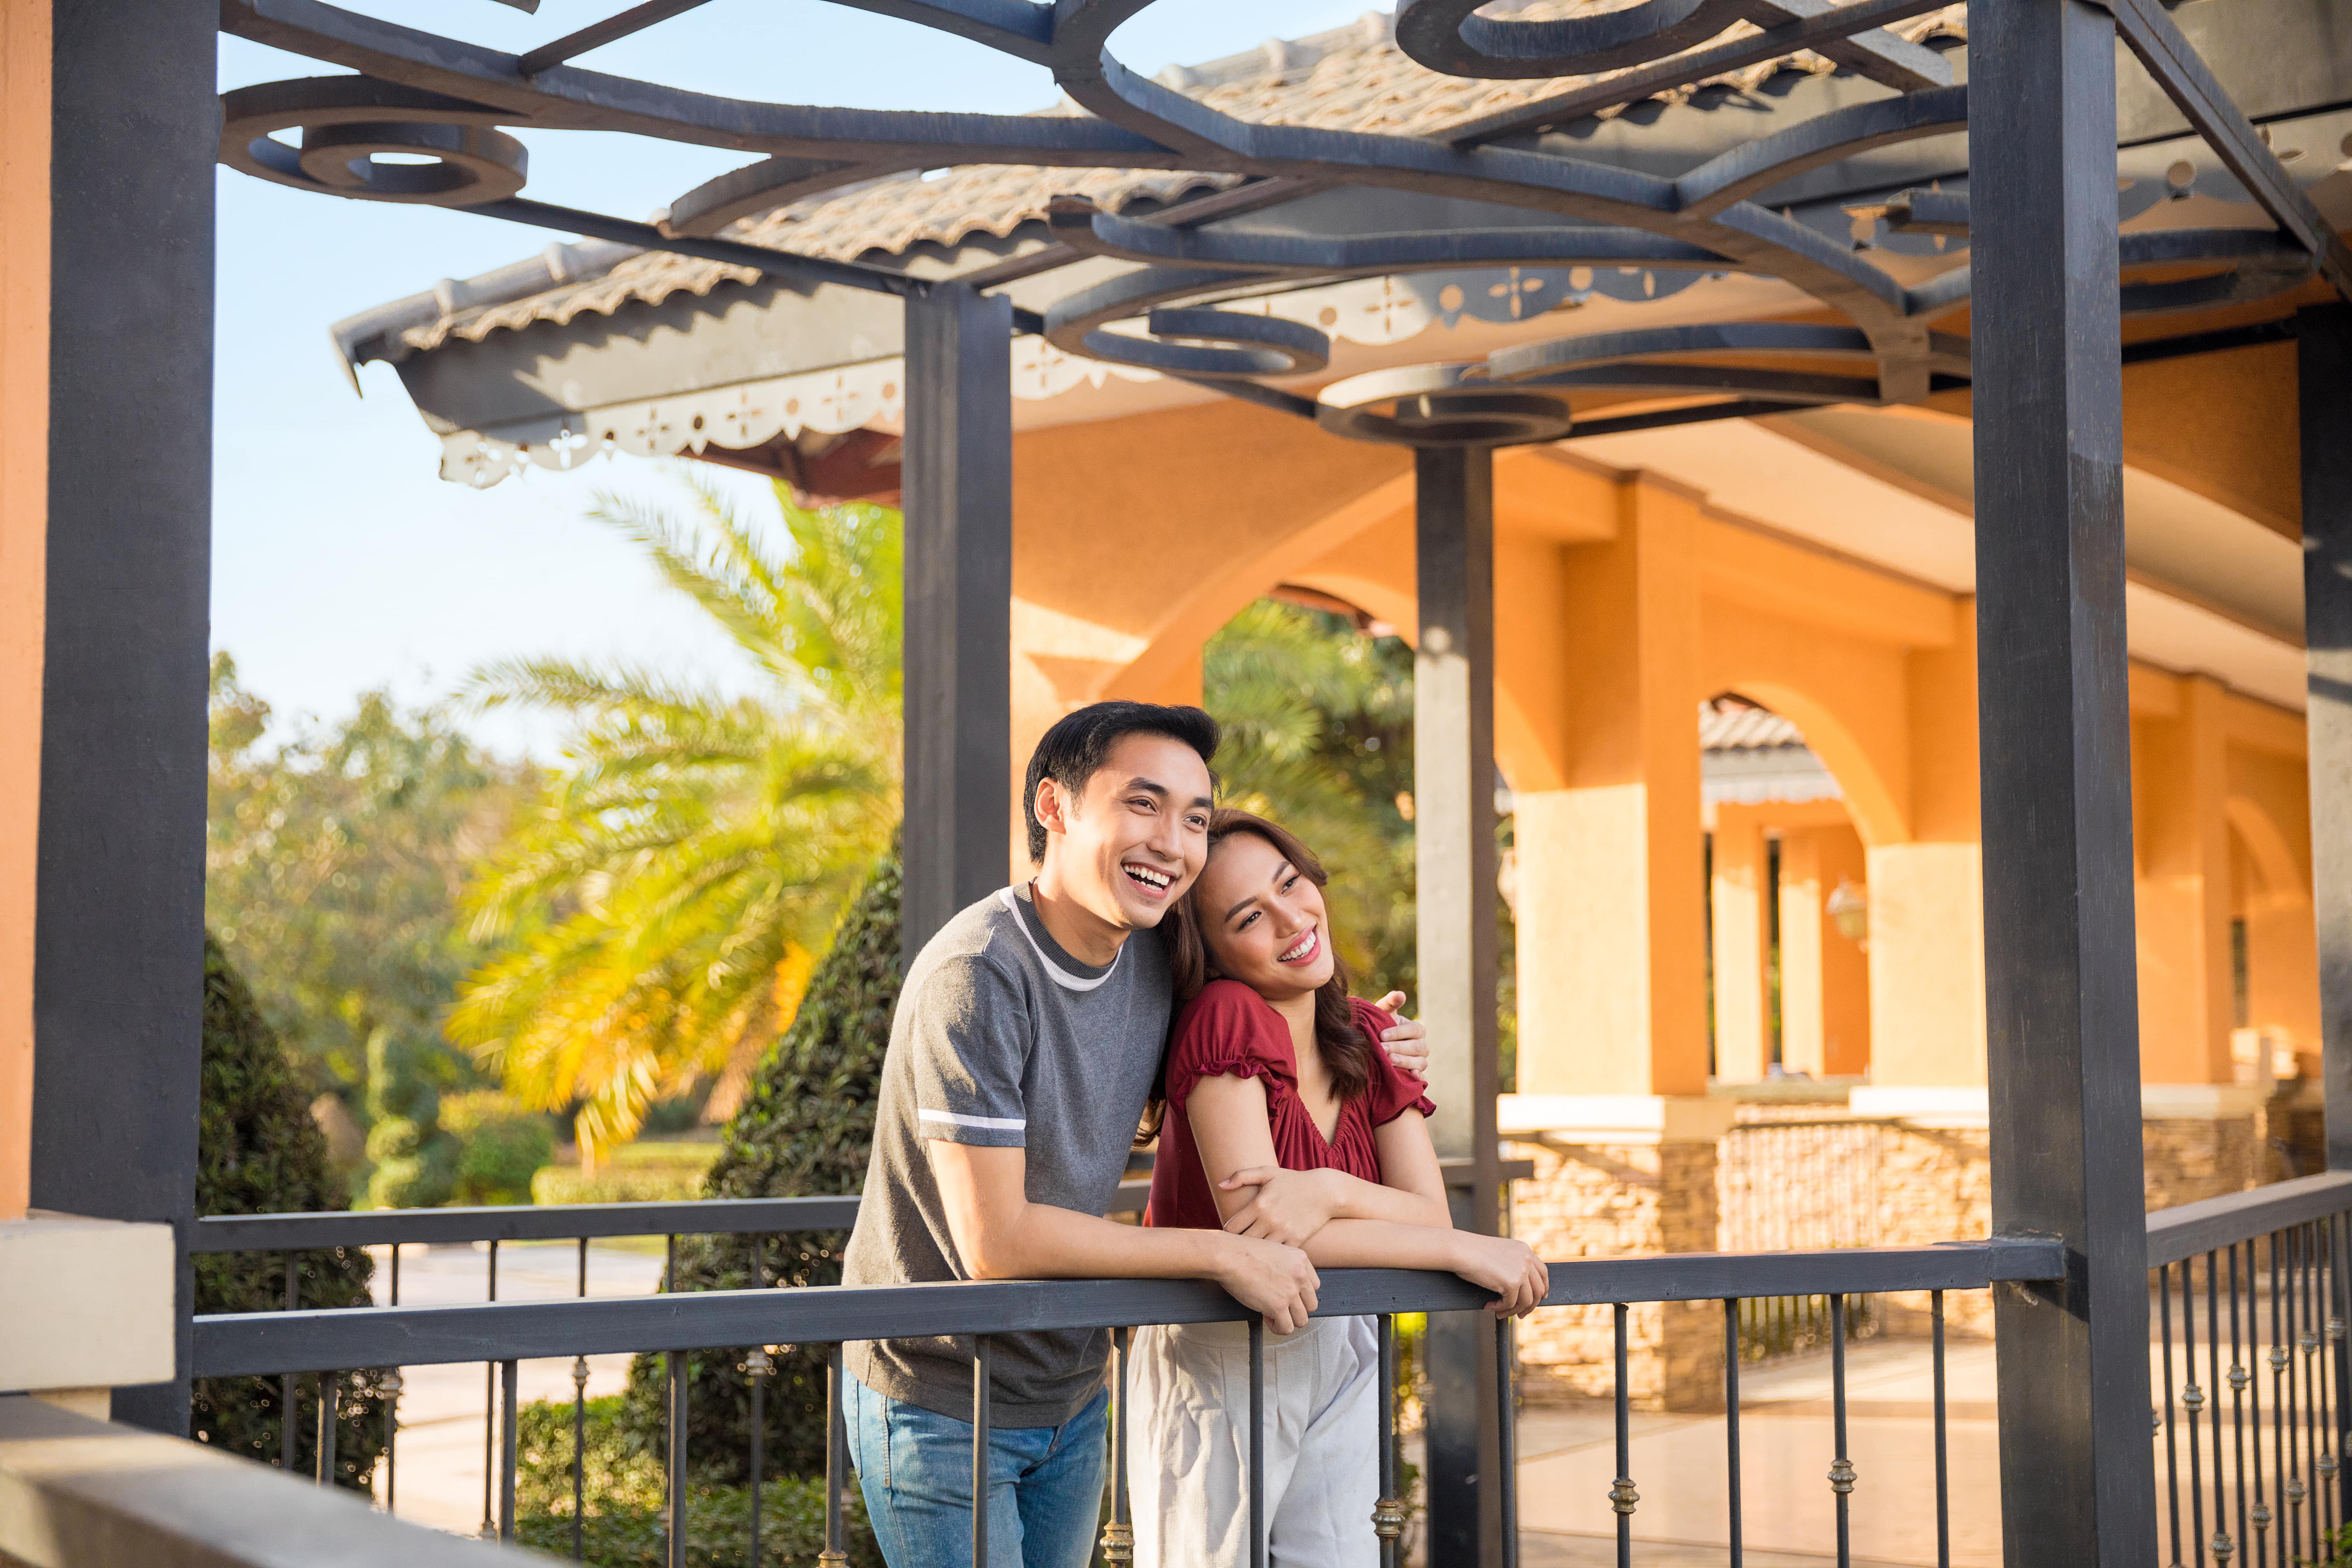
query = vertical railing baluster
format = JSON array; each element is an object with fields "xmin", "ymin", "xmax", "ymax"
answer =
[
  {"xmin": 574, "ymin": 1232, "xmax": 589, "ymax": 1562},
  {"xmin": 2273, "ymin": 1230, "xmax": 2293, "ymax": 1564},
  {"xmin": 1375, "ymin": 1316, "xmax": 1402, "ymax": 1568},
  {"xmin": 2189, "ymin": 1256, "xmax": 2209, "ymax": 1568},
  {"xmin": 484, "ymin": 1237, "xmax": 500, "ymax": 1539},
  {"xmin": 2231, "ymin": 1243, "xmax": 2250, "ymax": 1565},
  {"xmin": 500, "ymin": 1358, "xmax": 519, "ymax": 1544},
  {"xmin": 2311, "ymin": 1222, "xmax": 2336, "ymax": 1553},
  {"xmin": 822, "ymin": 1344, "xmax": 849, "ymax": 1567},
  {"xmin": 2164, "ymin": 1263, "xmax": 2184, "ymax": 1568},
  {"xmin": 669, "ymin": 1349, "xmax": 689, "ymax": 1568},
  {"xmin": 744, "ymin": 1345, "xmax": 772, "ymax": 1568},
  {"xmin": 386, "ymin": 1242, "xmax": 401, "ymax": 1512},
  {"xmin": 2212, "ymin": 1251, "xmax": 2234, "ymax": 1564},
  {"xmin": 570, "ymin": 1356, "xmax": 589, "ymax": 1561},
  {"xmin": 2249, "ymin": 1239, "xmax": 2270, "ymax": 1568},
  {"xmin": 973, "ymin": 1336, "xmax": 993, "ymax": 1568},
  {"xmin": 1611, "ymin": 1302, "xmax": 1634, "ymax": 1568},
  {"xmin": 1724, "ymin": 1299, "xmax": 1742, "ymax": 1568},
  {"xmin": 1497, "ymin": 1316, "xmax": 1518, "ymax": 1568},
  {"xmin": 1829, "ymin": 1294, "xmax": 1852, "ymax": 1568},
  {"xmin": 2333, "ymin": 1213, "xmax": 2352, "ymax": 1527},
  {"xmin": 316, "ymin": 1373, "xmax": 337, "ymax": 1486},
  {"xmin": 1100, "ymin": 1327, "xmax": 1133, "ymax": 1566},
  {"xmin": 282, "ymin": 1254, "xmax": 298, "ymax": 1472},
  {"xmin": 1932, "ymin": 1290, "xmax": 1949, "ymax": 1568},
  {"xmin": 2319, "ymin": 1219, "xmax": 2343, "ymax": 1542},
  {"xmin": 2294, "ymin": 1228, "xmax": 2313, "ymax": 1561},
  {"xmin": 1249, "ymin": 1317, "xmax": 1266, "ymax": 1568}
]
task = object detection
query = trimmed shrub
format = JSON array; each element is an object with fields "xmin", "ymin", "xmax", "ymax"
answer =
[
  {"xmin": 361, "ymin": 1028, "xmax": 459, "ymax": 1209},
  {"xmin": 616, "ymin": 850, "xmax": 901, "ymax": 1482},
  {"xmin": 442, "ymin": 1089, "xmax": 555, "ymax": 1205},
  {"xmin": 190, "ymin": 936, "xmax": 386, "ymax": 1489},
  {"xmin": 513, "ymin": 1395, "xmax": 881, "ymax": 1567},
  {"xmin": 533, "ymin": 1160, "xmax": 709, "ymax": 1207}
]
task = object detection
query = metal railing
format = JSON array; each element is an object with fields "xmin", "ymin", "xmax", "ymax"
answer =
[
  {"xmin": 2147, "ymin": 1170, "xmax": 2352, "ymax": 1568},
  {"xmin": 190, "ymin": 1213, "xmax": 2060, "ymax": 1568}
]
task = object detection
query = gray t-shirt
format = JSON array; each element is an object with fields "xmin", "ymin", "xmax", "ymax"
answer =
[{"xmin": 842, "ymin": 883, "xmax": 1172, "ymax": 1426}]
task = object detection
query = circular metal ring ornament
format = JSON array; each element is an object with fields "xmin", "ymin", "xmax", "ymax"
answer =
[
  {"xmin": 1071, "ymin": 307, "xmax": 1330, "ymax": 378},
  {"xmin": 220, "ymin": 77, "xmax": 530, "ymax": 207},
  {"xmin": 1317, "ymin": 364, "xmax": 1574, "ymax": 448},
  {"xmin": 1394, "ymin": 0, "xmax": 1747, "ymax": 79},
  {"xmin": 293, "ymin": 121, "xmax": 528, "ymax": 205}
]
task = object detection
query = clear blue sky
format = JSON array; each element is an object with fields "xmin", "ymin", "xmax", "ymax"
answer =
[{"xmin": 214, "ymin": 0, "xmax": 1378, "ymax": 755}]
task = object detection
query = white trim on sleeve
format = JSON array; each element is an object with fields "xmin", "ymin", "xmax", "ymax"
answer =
[
  {"xmin": 995, "ymin": 886, "xmax": 1121, "ymax": 992},
  {"xmin": 918, "ymin": 1108, "xmax": 1028, "ymax": 1132}
]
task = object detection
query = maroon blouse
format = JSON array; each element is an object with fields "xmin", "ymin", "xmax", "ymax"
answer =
[{"xmin": 1144, "ymin": 979, "xmax": 1436, "ymax": 1232}]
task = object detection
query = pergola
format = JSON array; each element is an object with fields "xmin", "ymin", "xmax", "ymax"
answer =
[{"xmin": 16, "ymin": 0, "xmax": 2352, "ymax": 1563}]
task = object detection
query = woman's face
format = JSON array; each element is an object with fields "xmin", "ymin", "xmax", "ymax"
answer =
[{"xmin": 1194, "ymin": 831, "xmax": 1337, "ymax": 1000}]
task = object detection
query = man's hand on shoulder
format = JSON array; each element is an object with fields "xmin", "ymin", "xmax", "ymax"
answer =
[
  {"xmin": 1211, "ymin": 1232, "xmax": 1321, "ymax": 1334},
  {"xmin": 1373, "ymin": 992, "xmax": 1429, "ymax": 1080}
]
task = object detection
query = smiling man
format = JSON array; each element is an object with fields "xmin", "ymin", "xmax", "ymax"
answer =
[{"xmin": 840, "ymin": 701, "xmax": 1428, "ymax": 1568}]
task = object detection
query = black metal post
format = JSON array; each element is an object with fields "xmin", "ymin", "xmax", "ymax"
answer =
[
  {"xmin": 2298, "ymin": 302, "xmax": 2352, "ymax": 1172},
  {"xmin": 1414, "ymin": 442, "xmax": 1503, "ymax": 1568},
  {"xmin": 26, "ymin": 0, "xmax": 216, "ymax": 1437},
  {"xmin": 1972, "ymin": 1, "xmax": 2157, "ymax": 1563},
  {"xmin": 901, "ymin": 282, "xmax": 1013, "ymax": 962}
]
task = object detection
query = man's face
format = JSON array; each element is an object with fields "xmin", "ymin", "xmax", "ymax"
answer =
[{"xmin": 1036, "ymin": 732, "xmax": 1214, "ymax": 931}]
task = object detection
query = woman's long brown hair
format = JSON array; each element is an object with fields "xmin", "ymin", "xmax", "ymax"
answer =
[{"xmin": 1138, "ymin": 807, "xmax": 1377, "ymax": 1144}]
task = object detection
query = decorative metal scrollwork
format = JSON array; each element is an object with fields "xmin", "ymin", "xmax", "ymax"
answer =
[{"xmin": 215, "ymin": 0, "xmax": 2348, "ymax": 453}]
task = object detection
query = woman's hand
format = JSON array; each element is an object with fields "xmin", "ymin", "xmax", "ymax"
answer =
[
  {"xmin": 1217, "ymin": 1166, "xmax": 1346, "ymax": 1246},
  {"xmin": 1449, "ymin": 1234, "xmax": 1552, "ymax": 1318},
  {"xmin": 1373, "ymin": 993, "xmax": 1429, "ymax": 1079}
]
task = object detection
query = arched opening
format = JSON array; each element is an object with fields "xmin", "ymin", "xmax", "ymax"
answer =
[{"xmin": 1702, "ymin": 694, "xmax": 1872, "ymax": 1086}]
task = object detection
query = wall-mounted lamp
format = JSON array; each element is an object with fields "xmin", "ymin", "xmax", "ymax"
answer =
[{"xmin": 1827, "ymin": 880, "xmax": 1869, "ymax": 946}]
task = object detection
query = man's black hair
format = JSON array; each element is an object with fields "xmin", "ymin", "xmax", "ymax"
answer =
[{"xmin": 1024, "ymin": 701, "xmax": 1220, "ymax": 862}]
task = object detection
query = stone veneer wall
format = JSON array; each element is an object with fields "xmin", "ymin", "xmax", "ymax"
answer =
[
  {"xmin": 1508, "ymin": 1086, "xmax": 2321, "ymax": 1401},
  {"xmin": 1511, "ymin": 1139, "xmax": 1722, "ymax": 1409}
]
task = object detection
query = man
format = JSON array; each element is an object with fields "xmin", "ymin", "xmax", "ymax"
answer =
[{"xmin": 841, "ymin": 700, "xmax": 1430, "ymax": 1568}]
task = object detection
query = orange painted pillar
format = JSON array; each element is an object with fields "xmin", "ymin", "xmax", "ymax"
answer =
[
  {"xmin": 1709, "ymin": 806, "xmax": 1771, "ymax": 1082},
  {"xmin": 1513, "ymin": 476, "xmax": 1708, "ymax": 1097},
  {"xmin": 1864, "ymin": 597, "xmax": 1986, "ymax": 1089},
  {"xmin": 2133, "ymin": 674, "xmax": 2234, "ymax": 1084},
  {"xmin": 0, "ymin": 0, "xmax": 50, "ymax": 1222},
  {"xmin": 1778, "ymin": 824, "xmax": 1872, "ymax": 1078}
]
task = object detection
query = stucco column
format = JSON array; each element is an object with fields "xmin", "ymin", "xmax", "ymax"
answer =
[
  {"xmin": 1708, "ymin": 806, "xmax": 1771, "ymax": 1081},
  {"xmin": 2133, "ymin": 672, "xmax": 2234, "ymax": 1084},
  {"xmin": 1513, "ymin": 475, "xmax": 1707, "ymax": 1098},
  {"xmin": 0, "ymin": 0, "xmax": 49, "ymax": 1222},
  {"xmin": 1778, "ymin": 823, "xmax": 1871, "ymax": 1078},
  {"xmin": 1862, "ymin": 597, "xmax": 1987, "ymax": 1093}
]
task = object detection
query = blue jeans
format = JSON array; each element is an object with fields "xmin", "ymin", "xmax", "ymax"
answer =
[{"xmin": 845, "ymin": 1374, "xmax": 1108, "ymax": 1568}]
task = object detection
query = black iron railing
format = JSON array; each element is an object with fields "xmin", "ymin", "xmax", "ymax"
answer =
[
  {"xmin": 190, "ymin": 1220, "xmax": 2058, "ymax": 1568},
  {"xmin": 1718, "ymin": 1117, "xmax": 1895, "ymax": 1364},
  {"xmin": 2148, "ymin": 1171, "xmax": 2352, "ymax": 1568}
]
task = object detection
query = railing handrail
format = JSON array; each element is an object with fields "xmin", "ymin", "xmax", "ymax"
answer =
[
  {"xmin": 2143, "ymin": 1168, "xmax": 2352, "ymax": 1267},
  {"xmin": 190, "ymin": 1237, "xmax": 2064, "ymax": 1378},
  {"xmin": 188, "ymin": 1157, "xmax": 1536, "ymax": 1252}
]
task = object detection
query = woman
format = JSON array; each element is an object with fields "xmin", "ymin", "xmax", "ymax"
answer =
[{"xmin": 1128, "ymin": 808, "xmax": 1549, "ymax": 1568}]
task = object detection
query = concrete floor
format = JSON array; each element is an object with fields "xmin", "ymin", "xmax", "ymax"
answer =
[{"xmin": 363, "ymin": 1249, "xmax": 2005, "ymax": 1567}]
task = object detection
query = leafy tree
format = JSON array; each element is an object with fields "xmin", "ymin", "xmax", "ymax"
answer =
[
  {"xmin": 206, "ymin": 654, "xmax": 526, "ymax": 1127},
  {"xmin": 449, "ymin": 483, "xmax": 901, "ymax": 1159},
  {"xmin": 191, "ymin": 935, "xmax": 386, "ymax": 1487}
]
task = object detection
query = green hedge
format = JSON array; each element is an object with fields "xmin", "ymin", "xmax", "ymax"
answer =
[
  {"xmin": 440, "ymin": 1089, "xmax": 554, "ymax": 1205},
  {"xmin": 190, "ymin": 936, "xmax": 385, "ymax": 1489},
  {"xmin": 514, "ymin": 1394, "xmax": 880, "ymax": 1568}
]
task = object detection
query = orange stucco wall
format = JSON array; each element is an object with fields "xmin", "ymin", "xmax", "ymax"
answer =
[
  {"xmin": 999, "ymin": 362, "xmax": 2321, "ymax": 1103},
  {"xmin": 0, "ymin": 0, "xmax": 49, "ymax": 1222}
]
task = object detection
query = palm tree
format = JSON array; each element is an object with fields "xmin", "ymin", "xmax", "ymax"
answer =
[{"xmin": 447, "ymin": 478, "xmax": 901, "ymax": 1159}]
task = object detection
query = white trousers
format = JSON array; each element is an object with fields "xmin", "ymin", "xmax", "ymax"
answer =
[{"xmin": 1126, "ymin": 1315, "xmax": 1381, "ymax": 1568}]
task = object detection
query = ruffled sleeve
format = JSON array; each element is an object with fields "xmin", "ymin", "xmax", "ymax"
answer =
[
  {"xmin": 1164, "ymin": 981, "xmax": 1297, "ymax": 1113},
  {"xmin": 1353, "ymin": 999, "xmax": 1437, "ymax": 1127}
]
